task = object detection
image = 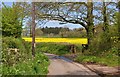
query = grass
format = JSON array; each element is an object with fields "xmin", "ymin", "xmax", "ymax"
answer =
[{"xmin": 74, "ymin": 52, "xmax": 119, "ymax": 67}]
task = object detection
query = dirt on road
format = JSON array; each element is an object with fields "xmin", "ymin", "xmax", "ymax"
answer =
[{"xmin": 44, "ymin": 53, "xmax": 99, "ymax": 76}]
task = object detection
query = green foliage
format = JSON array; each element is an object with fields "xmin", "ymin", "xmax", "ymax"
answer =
[
  {"xmin": 35, "ymin": 28, "xmax": 43, "ymax": 37},
  {"xmin": 74, "ymin": 55, "xmax": 98, "ymax": 63},
  {"xmin": 78, "ymin": 24, "xmax": 119, "ymax": 66},
  {"xmin": 98, "ymin": 31, "xmax": 111, "ymax": 52},
  {"xmin": 114, "ymin": 12, "xmax": 120, "ymax": 31},
  {"xmin": 2, "ymin": 3, "xmax": 22, "ymax": 37},
  {"xmin": 75, "ymin": 44, "xmax": 82, "ymax": 52},
  {"xmin": 36, "ymin": 43, "xmax": 70, "ymax": 55},
  {"xmin": 2, "ymin": 37, "xmax": 26, "ymax": 50},
  {"xmin": 36, "ymin": 43, "xmax": 82, "ymax": 55},
  {"xmin": 89, "ymin": 24, "xmax": 118, "ymax": 54},
  {"xmin": 59, "ymin": 30, "xmax": 86, "ymax": 38},
  {"xmin": 41, "ymin": 27, "xmax": 63, "ymax": 35},
  {"xmin": 2, "ymin": 37, "xmax": 28, "ymax": 66},
  {"xmin": 2, "ymin": 52, "xmax": 49, "ymax": 75},
  {"xmin": 2, "ymin": 37, "xmax": 50, "ymax": 75},
  {"xmin": 74, "ymin": 53, "xmax": 119, "ymax": 66}
]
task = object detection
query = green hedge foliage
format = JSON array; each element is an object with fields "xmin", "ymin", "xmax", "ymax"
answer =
[{"xmin": 2, "ymin": 37, "xmax": 50, "ymax": 75}]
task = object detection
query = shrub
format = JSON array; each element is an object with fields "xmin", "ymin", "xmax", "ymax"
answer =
[
  {"xmin": 2, "ymin": 37, "xmax": 50, "ymax": 75},
  {"xmin": 36, "ymin": 43, "xmax": 70, "ymax": 55},
  {"xmin": 99, "ymin": 32, "xmax": 111, "ymax": 51},
  {"xmin": 2, "ymin": 52, "xmax": 50, "ymax": 75},
  {"xmin": 2, "ymin": 37, "xmax": 27, "ymax": 66}
]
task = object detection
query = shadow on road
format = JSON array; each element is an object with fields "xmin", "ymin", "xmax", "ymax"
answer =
[{"xmin": 46, "ymin": 53, "xmax": 73, "ymax": 63}]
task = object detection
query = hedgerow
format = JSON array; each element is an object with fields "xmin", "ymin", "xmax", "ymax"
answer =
[{"xmin": 2, "ymin": 37, "xmax": 50, "ymax": 75}]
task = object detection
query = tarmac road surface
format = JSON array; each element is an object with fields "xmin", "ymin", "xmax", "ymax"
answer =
[{"xmin": 44, "ymin": 53, "xmax": 99, "ymax": 76}]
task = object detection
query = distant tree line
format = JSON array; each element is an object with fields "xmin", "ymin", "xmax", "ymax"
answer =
[
  {"xmin": 22, "ymin": 26, "xmax": 88, "ymax": 38},
  {"xmin": 41, "ymin": 27, "xmax": 69, "ymax": 34}
]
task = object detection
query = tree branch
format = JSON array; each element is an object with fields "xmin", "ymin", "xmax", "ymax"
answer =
[{"xmin": 58, "ymin": 15, "xmax": 87, "ymax": 29}]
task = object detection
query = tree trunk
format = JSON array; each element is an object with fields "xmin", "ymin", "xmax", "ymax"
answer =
[
  {"xmin": 32, "ymin": 2, "xmax": 36, "ymax": 57},
  {"xmin": 103, "ymin": 2, "xmax": 109, "ymax": 32},
  {"xmin": 118, "ymin": 1, "xmax": 120, "ymax": 12},
  {"xmin": 86, "ymin": 1, "xmax": 94, "ymax": 47},
  {"xmin": 118, "ymin": 1, "xmax": 120, "ymax": 39}
]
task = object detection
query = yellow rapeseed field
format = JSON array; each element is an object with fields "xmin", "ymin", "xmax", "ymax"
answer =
[{"xmin": 22, "ymin": 38, "xmax": 88, "ymax": 44}]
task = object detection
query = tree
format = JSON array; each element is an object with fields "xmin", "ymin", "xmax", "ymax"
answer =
[
  {"xmin": 35, "ymin": 28, "xmax": 43, "ymax": 36},
  {"xmin": 2, "ymin": 3, "xmax": 22, "ymax": 37},
  {"xmin": 31, "ymin": 2, "xmax": 36, "ymax": 57},
  {"xmin": 101, "ymin": 1, "xmax": 111, "ymax": 50},
  {"xmin": 34, "ymin": 2, "xmax": 117, "ymax": 52},
  {"xmin": 102, "ymin": 2, "xmax": 109, "ymax": 32},
  {"xmin": 14, "ymin": 2, "xmax": 31, "ymax": 26},
  {"xmin": 2, "ymin": 2, "xmax": 31, "ymax": 37},
  {"xmin": 118, "ymin": 1, "xmax": 120, "ymax": 39},
  {"xmin": 59, "ymin": 27, "xmax": 70, "ymax": 37},
  {"xmin": 0, "ymin": 4, "xmax": 2, "ymax": 35},
  {"xmin": 86, "ymin": 1, "xmax": 94, "ymax": 46},
  {"xmin": 36, "ymin": 2, "xmax": 94, "ymax": 47},
  {"xmin": 102, "ymin": 2, "xmax": 116, "ymax": 31}
]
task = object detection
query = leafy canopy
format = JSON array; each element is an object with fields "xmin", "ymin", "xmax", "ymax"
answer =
[{"xmin": 2, "ymin": 3, "xmax": 22, "ymax": 37}]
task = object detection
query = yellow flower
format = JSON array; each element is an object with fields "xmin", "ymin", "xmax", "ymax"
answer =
[{"xmin": 22, "ymin": 37, "xmax": 88, "ymax": 44}]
